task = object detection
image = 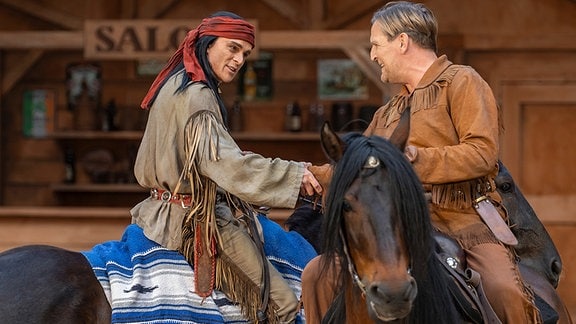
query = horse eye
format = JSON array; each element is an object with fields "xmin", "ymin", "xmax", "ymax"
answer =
[
  {"xmin": 499, "ymin": 182, "xmax": 513, "ymax": 193},
  {"xmin": 342, "ymin": 200, "xmax": 352, "ymax": 212}
]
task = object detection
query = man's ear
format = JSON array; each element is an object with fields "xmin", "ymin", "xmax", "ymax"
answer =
[{"xmin": 398, "ymin": 32, "xmax": 409, "ymax": 52}]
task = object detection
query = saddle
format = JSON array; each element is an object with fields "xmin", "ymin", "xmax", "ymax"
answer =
[
  {"xmin": 435, "ymin": 231, "xmax": 561, "ymax": 324},
  {"xmin": 433, "ymin": 231, "xmax": 502, "ymax": 324}
]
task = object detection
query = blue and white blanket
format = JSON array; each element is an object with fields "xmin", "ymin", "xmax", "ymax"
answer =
[{"xmin": 82, "ymin": 214, "xmax": 317, "ymax": 324}]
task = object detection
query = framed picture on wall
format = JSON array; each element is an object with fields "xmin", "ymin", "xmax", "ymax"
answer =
[
  {"xmin": 317, "ymin": 59, "xmax": 368, "ymax": 100},
  {"xmin": 66, "ymin": 62, "xmax": 101, "ymax": 111},
  {"xmin": 22, "ymin": 89, "xmax": 56, "ymax": 138}
]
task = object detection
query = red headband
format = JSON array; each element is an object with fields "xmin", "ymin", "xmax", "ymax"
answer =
[{"xmin": 141, "ymin": 16, "xmax": 255, "ymax": 109}]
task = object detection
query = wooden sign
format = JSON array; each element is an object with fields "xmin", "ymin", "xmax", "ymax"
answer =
[{"xmin": 84, "ymin": 19, "xmax": 259, "ymax": 60}]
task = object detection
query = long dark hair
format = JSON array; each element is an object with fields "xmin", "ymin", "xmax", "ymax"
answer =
[{"xmin": 166, "ymin": 11, "xmax": 247, "ymax": 128}]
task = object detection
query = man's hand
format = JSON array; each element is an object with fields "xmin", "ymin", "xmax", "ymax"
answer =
[
  {"xmin": 404, "ymin": 145, "xmax": 418, "ymax": 162},
  {"xmin": 308, "ymin": 163, "xmax": 333, "ymax": 192},
  {"xmin": 300, "ymin": 163, "xmax": 323, "ymax": 197}
]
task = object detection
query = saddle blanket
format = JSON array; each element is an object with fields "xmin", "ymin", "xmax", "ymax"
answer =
[{"xmin": 82, "ymin": 214, "xmax": 317, "ymax": 324}]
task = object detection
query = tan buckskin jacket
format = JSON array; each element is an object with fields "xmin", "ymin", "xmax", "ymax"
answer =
[
  {"xmin": 364, "ymin": 55, "xmax": 503, "ymax": 244},
  {"xmin": 131, "ymin": 70, "xmax": 304, "ymax": 250}
]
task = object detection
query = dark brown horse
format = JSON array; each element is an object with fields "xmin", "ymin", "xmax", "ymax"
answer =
[
  {"xmin": 0, "ymin": 245, "xmax": 111, "ymax": 324},
  {"xmin": 497, "ymin": 161, "xmax": 562, "ymax": 288},
  {"xmin": 313, "ymin": 123, "xmax": 572, "ymax": 323}
]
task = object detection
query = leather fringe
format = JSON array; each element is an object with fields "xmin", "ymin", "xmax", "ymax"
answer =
[
  {"xmin": 216, "ymin": 252, "xmax": 280, "ymax": 324},
  {"xmin": 428, "ymin": 177, "xmax": 493, "ymax": 210},
  {"xmin": 385, "ymin": 63, "xmax": 460, "ymax": 125},
  {"xmin": 176, "ymin": 111, "xmax": 223, "ymax": 296},
  {"xmin": 177, "ymin": 110, "xmax": 275, "ymax": 319},
  {"xmin": 451, "ymin": 223, "xmax": 500, "ymax": 250}
]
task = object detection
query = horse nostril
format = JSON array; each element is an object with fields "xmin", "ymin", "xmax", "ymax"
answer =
[
  {"xmin": 550, "ymin": 259, "xmax": 562, "ymax": 288},
  {"xmin": 405, "ymin": 278, "xmax": 418, "ymax": 301},
  {"xmin": 551, "ymin": 259, "xmax": 562, "ymax": 275}
]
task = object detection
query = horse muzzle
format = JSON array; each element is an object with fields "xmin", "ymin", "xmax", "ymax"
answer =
[{"xmin": 365, "ymin": 278, "xmax": 418, "ymax": 322}]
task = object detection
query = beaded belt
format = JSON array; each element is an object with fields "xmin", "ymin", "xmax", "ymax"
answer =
[{"xmin": 150, "ymin": 188, "xmax": 192, "ymax": 208}]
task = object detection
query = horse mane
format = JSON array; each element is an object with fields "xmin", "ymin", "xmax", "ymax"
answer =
[{"xmin": 321, "ymin": 133, "xmax": 460, "ymax": 323}]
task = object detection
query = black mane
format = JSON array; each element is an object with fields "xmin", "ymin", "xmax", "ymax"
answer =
[{"xmin": 321, "ymin": 133, "xmax": 460, "ymax": 323}]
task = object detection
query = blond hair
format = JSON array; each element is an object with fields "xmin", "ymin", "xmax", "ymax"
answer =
[{"xmin": 371, "ymin": 1, "xmax": 438, "ymax": 52}]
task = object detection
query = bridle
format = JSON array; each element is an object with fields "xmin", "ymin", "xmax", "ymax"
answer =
[{"xmin": 337, "ymin": 155, "xmax": 412, "ymax": 295}]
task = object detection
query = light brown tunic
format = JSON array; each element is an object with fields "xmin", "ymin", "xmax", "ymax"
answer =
[{"xmin": 131, "ymin": 70, "xmax": 304, "ymax": 250}]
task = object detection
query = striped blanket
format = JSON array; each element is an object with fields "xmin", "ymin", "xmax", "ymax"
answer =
[{"xmin": 82, "ymin": 214, "xmax": 317, "ymax": 324}]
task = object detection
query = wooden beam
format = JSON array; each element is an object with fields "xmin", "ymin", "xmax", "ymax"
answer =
[
  {"xmin": 137, "ymin": 0, "xmax": 181, "ymax": 19},
  {"xmin": 2, "ymin": 49, "xmax": 43, "ymax": 93},
  {"xmin": 464, "ymin": 35, "xmax": 576, "ymax": 50},
  {"xmin": 321, "ymin": 0, "xmax": 382, "ymax": 29},
  {"xmin": 307, "ymin": 0, "xmax": 325, "ymax": 29},
  {"xmin": 341, "ymin": 45, "xmax": 389, "ymax": 95},
  {"xmin": 0, "ymin": 30, "xmax": 574, "ymax": 51},
  {"xmin": 0, "ymin": 31, "xmax": 83, "ymax": 49},
  {"xmin": 120, "ymin": 0, "xmax": 137, "ymax": 19},
  {"xmin": 0, "ymin": 0, "xmax": 83, "ymax": 30},
  {"xmin": 260, "ymin": 0, "xmax": 307, "ymax": 28},
  {"xmin": 260, "ymin": 30, "xmax": 370, "ymax": 49}
]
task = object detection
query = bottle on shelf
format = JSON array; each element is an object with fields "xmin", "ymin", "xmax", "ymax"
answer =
[
  {"xmin": 285, "ymin": 101, "xmax": 302, "ymax": 132},
  {"xmin": 331, "ymin": 102, "xmax": 354, "ymax": 132},
  {"xmin": 63, "ymin": 147, "xmax": 76, "ymax": 184},
  {"xmin": 243, "ymin": 62, "xmax": 257, "ymax": 101},
  {"xmin": 307, "ymin": 102, "xmax": 325, "ymax": 132},
  {"xmin": 229, "ymin": 99, "xmax": 244, "ymax": 132},
  {"xmin": 102, "ymin": 99, "xmax": 117, "ymax": 131}
]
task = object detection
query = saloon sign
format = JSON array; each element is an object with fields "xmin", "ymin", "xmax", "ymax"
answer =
[{"xmin": 84, "ymin": 19, "xmax": 259, "ymax": 60}]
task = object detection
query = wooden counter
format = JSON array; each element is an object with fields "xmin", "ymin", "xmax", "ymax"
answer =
[{"xmin": 0, "ymin": 206, "xmax": 292, "ymax": 252}]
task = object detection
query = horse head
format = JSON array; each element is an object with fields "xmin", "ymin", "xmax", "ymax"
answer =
[
  {"xmin": 318, "ymin": 122, "xmax": 458, "ymax": 322},
  {"xmin": 496, "ymin": 161, "xmax": 563, "ymax": 288}
]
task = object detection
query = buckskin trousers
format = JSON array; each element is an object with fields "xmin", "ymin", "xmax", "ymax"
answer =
[
  {"xmin": 466, "ymin": 242, "xmax": 542, "ymax": 323},
  {"xmin": 216, "ymin": 203, "xmax": 298, "ymax": 324},
  {"xmin": 430, "ymin": 204, "xmax": 542, "ymax": 324}
]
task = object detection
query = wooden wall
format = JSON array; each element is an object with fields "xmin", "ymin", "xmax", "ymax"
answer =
[{"xmin": 1, "ymin": 0, "xmax": 576, "ymax": 319}]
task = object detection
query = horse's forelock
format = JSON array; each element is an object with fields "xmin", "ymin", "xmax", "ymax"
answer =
[
  {"xmin": 321, "ymin": 133, "xmax": 463, "ymax": 322},
  {"xmin": 323, "ymin": 134, "xmax": 433, "ymax": 274}
]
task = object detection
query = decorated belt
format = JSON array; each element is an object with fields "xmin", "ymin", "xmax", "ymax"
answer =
[{"xmin": 150, "ymin": 188, "xmax": 192, "ymax": 208}]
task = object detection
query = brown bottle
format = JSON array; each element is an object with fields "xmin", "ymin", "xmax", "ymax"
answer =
[{"xmin": 286, "ymin": 101, "xmax": 302, "ymax": 132}]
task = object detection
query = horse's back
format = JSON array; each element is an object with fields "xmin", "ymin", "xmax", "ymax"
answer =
[{"xmin": 0, "ymin": 245, "xmax": 111, "ymax": 324}]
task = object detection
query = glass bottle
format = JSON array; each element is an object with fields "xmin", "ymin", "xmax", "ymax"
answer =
[
  {"xmin": 308, "ymin": 102, "xmax": 325, "ymax": 132},
  {"xmin": 64, "ymin": 147, "xmax": 76, "ymax": 183},
  {"xmin": 286, "ymin": 101, "xmax": 302, "ymax": 132}
]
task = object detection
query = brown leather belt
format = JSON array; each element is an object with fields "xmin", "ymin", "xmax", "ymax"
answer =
[{"xmin": 150, "ymin": 188, "xmax": 192, "ymax": 207}]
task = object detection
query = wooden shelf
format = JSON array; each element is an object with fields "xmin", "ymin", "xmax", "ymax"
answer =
[
  {"xmin": 0, "ymin": 206, "xmax": 131, "ymax": 219},
  {"xmin": 50, "ymin": 130, "xmax": 143, "ymax": 140},
  {"xmin": 51, "ymin": 183, "xmax": 146, "ymax": 193},
  {"xmin": 232, "ymin": 131, "xmax": 320, "ymax": 141},
  {"xmin": 49, "ymin": 130, "xmax": 320, "ymax": 141}
]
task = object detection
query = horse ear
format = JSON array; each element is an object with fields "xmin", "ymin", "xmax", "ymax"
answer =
[{"xmin": 320, "ymin": 121, "xmax": 345, "ymax": 162}]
